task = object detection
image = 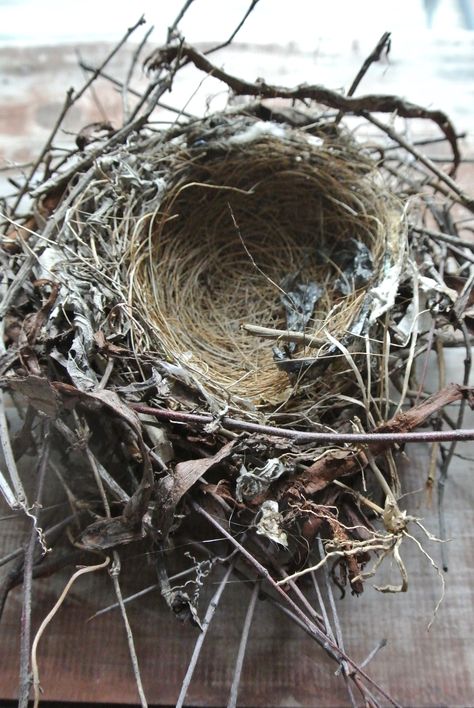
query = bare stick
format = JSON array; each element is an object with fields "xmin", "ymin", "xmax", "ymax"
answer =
[
  {"xmin": 438, "ymin": 322, "xmax": 472, "ymax": 570},
  {"xmin": 193, "ymin": 501, "xmax": 401, "ymax": 707},
  {"xmin": 129, "ymin": 403, "xmax": 474, "ymax": 445},
  {"xmin": 0, "ymin": 388, "xmax": 27, "ymax": 507},
  {"xmin": 18, "ymin": 427, "xmax": 51, "ymax": 708},
  {"xmin": 0, "ymin": 514, "xmax": 79, "ymax": 569},
  {"xmin": 176, "ymin": 563, "xmax": 234, "ymax": 708},
  {"xmin": 10, "ymin": 16, "xmax": 145, "ymax": 213},
  {"xmin": 365, "ymin": 113, "xmax": 471, "ymax": 206},
  {"xmin": 347, "ymin": 32, "xmax": 391, "ymax": 98},
  {"xmin": 123, "ymin": 25, "xmax": 155, "ymax": 122},
  {"xmin": 412, "ymin": 225, "xmax": 474, "ymax": 252},
  {"xmin": 31, "ymin": 557, "xmax": 110, "ymax": 707},
  {"xmin": 9, "ymin": 88, "xmax": 74, "ymax": 215},
  {"xmin": 205, "ymin": 0, "xmax": 262, "ymax": 56},
  {"xmin": 145, "ymin": 43, "xmax": 460, "ymax": 170},
  {"xmin": 242, "ymin": 323, "xmax": 324, "ymax": 348},
  {"xmin": 335, "ymin": 32, "xmax": 391, "ymax": 125},
  {"xmin": 79, "ymin": 61, "xmax": 196, "ymax": 118},
  {"xmin": 227, "ymin": 581, "xmax": 259, "ymax": 708},
  {"xmin": 317, "ymin": 538, "xmax": 350, "ymax": 676},
  {"xmin": 110, "ymin": 552, "xmax": 148, "ymax": 707},
  {"xmin": 167, "ymin": 0, "xmax": 196, "ymax": 41},
  {"xmin": 84, "ymin": 436, "xmax": 147, "ymax": 704}
]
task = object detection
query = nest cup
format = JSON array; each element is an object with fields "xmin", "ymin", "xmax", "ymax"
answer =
[{"xmin": 130, "ymin": 116, "xmax": 403, "ymax": 418}]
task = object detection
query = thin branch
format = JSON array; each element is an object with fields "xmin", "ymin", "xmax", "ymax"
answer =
[
  {"xmin": 365, "ymin": 112, "xmax": 470, "ymax": 205},
  {"xmin": 18, "ymin": 426, "xmax": 51, "ymax": 708},
  {"xmin": 242, "ymin": 323, "xmax": 324, "ymax": 348},
  {"xmin": 144, "ymin": 42, "xmax": 461, "ymax": 172},
  {"xmin": 129, "ymin": 404, "xmax": 474, "ymax": 447},
  {"xmin": 176, "ymin": 563, "xmax": 234, "ymax": 708},
  {"xmin": 10, "ymin": 16, "xmax": 145, "ymax": 213},
  {"xmin": 193, "ymin": 501, "xmax": 401, "ymax": 707},
  {"xmin": 0, "ymin": 388, "xmax": 27, "ymax": 507},
  {"xmin": 79, "ymin": 61, "xmax": 196, "ymax": 118},
  {"xmin": 335, "ymin": 31, "xmax": 391, "ymax": 125},
  {"xmin": 110, "ymin": 552, "xmax": 148, "ymax": 707},
  {"xmin": 205, "ymin": 0, "xmax": 262, "ymax": 56},
  {"xmin": 123, "ymin": 25, "xmax": 155, "ymax": 122},
  {"xmin": 413, "ymin": 226, "xmax": 474, "ymax": 252},
  {"xmin": 227, "ymin": 581, "xmax": 259, "ymax": 708},
  {"xmin": 31, "ymin": 557, "xmax": 110, "ymax": 707},
  {"xmin": 438, "ymin": 322, "xmax": 472, "ymax": 570},
  {"xmin": 167, "ymin": 0, "xmax": 196, "ymax": 42}
]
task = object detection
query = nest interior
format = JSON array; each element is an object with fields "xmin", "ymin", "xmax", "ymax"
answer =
[{"xmin": 130, "ymin": 120, "xmax": 402, "ymax": 414}]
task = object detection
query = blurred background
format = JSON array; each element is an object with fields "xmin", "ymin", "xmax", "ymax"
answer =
[{"xmin": 1, "ymin": 0, "xmax": 474, "ymax": 193}]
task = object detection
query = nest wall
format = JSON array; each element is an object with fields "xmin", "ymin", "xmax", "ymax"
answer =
[{"xmin": 129, "ymin": 124, "xmax": 403, "ymax": 416}]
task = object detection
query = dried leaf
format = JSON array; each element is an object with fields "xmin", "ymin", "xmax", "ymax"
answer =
[
  {"xmin": 5, "ymin": 375, "xmax": 60, "ymax": 418},
  {"xmin": 288, "ymin": 384, "xmax": 472, "ymax": 496},
  {"xmin": 172, "ymin": 440, "xmax": 235, "ymax": 505}
]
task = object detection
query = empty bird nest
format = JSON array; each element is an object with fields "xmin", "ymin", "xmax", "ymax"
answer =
[
  {"xmin": 129, "ymin": 114, "xmax": 403, "ymax": 415},
  {"xmin": 1, "ymin": 21, "xmax": 474, "ymax": 708}
]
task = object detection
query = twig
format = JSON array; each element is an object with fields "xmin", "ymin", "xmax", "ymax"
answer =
[
  {"xmin": 110, "ymin": 552, "xmax": 148, "ymax": 707},
  {"xmin": 0, "ymin": 514, "xmax": 79, "ymax": 569},
  {"xmin": 10, "ymin": 16, "xmax": 145, "ymax": 214},
  {"xmin": 0, "ymin": 388, "xmax": 27, "ymax": 507},
  {"xmin": 365, "ymin": 113, "xmax": 471, "ymax": 205},
  {"xmin": 193, "ymin": 501, "xmax": 401, "ymax": 707},
  {"xmin": 84, "ymin": 435, "xmax": 147, "ymax": 704},
  {"xmin": 412, "ymin": 226, "xmax": 474, "ymax": 252},
  {"xmin": 438, "ymin": 322, "xmax": 472, "ymax": 570},
  {"xmin": 175, "ymin": 563, "xmax": 235, "ymax": 708},
  {"xmin": 87, "ymin": 566, "xmax": 201, "ymax": 621},
  {"xmin": 242, "ymin": 323, "xmax": 324, "ymax": 348},
  {"xmin": 31, "ymin": 557, "xmax": 110, "ymax": 707},
  {"xmin": 18, "ymin": 426, "xmax": 51, "ymax": 708},
  {"xmin": 360, "ymin": 638, "xmax": 388, "ymax": 669},
  {"xmin": 129, "ymin": 402, "xmax": 474, "ymax": 445},
  {"xmin": 8, "ymin": 89, "xmax": 74, "ymax": 215},
  {"xmin": 227, "ymin": 581, "xmax": 259, "ymax": 708},
  {"xmin": 335, "ymin": 31, "xmax": 391, "ymax": 124},
  {"xmin": 205, "ymin": 0, "xmax": 262, "ymax": 56},
  {"xmin": 145, "ymin": 42, "xmax": 460, "ymax": 170},
  {"xmin": 167, "ymin": 0, "xmax": 196, "ymax": 42},
  {"xmin": 123, "ymin": 25, "xmax": 155, "ymax": 122},
  {"xmin": 347, "ymin": 32, "xmax": 391, "ymax": 97},
  {"xmin": 79, "ymin": 61, "xmax": 196, "ymax": 118},
  {"xmin": 317, "ymin": 539, "xmax": 349, "ymax": 675}
]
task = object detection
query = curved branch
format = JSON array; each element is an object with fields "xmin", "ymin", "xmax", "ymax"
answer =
[{"xmin": 145, "ymin": 42, "xmax": 460, "ymax": 171}]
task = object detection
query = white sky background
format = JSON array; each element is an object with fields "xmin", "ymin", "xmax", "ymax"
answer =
[{"xmin": 0, "ymin": 0, "xmax": 471, "ymax": 47}]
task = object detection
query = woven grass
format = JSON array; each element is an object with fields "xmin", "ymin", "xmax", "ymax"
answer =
[{"xmin": 128, "ymin": 120, "xmax": 403, "ymax": 415}]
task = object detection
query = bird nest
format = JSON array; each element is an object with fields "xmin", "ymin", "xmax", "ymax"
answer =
[
  {"xmin": 1, "ymin": 20, "xmax": 474, "ymax": 708},
  {"xmin": 129, "ymin": 117, "xmax": 403, "ymax": 415}
]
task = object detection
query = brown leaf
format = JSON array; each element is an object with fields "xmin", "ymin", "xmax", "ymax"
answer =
[
  {"xmin": 172, "ymin": 440, "xmax": 235, "ymax": 505},
  {"xmin": 5, "ymin": 375, "xmax": 60, "ymax": 418},
  {"xmin": 288, "ymin": 384, "xmax": 471, "ymax": 496},
  {"xmin": 80, "ymin": 515, "xmax": 145, "ymax": 550}
]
